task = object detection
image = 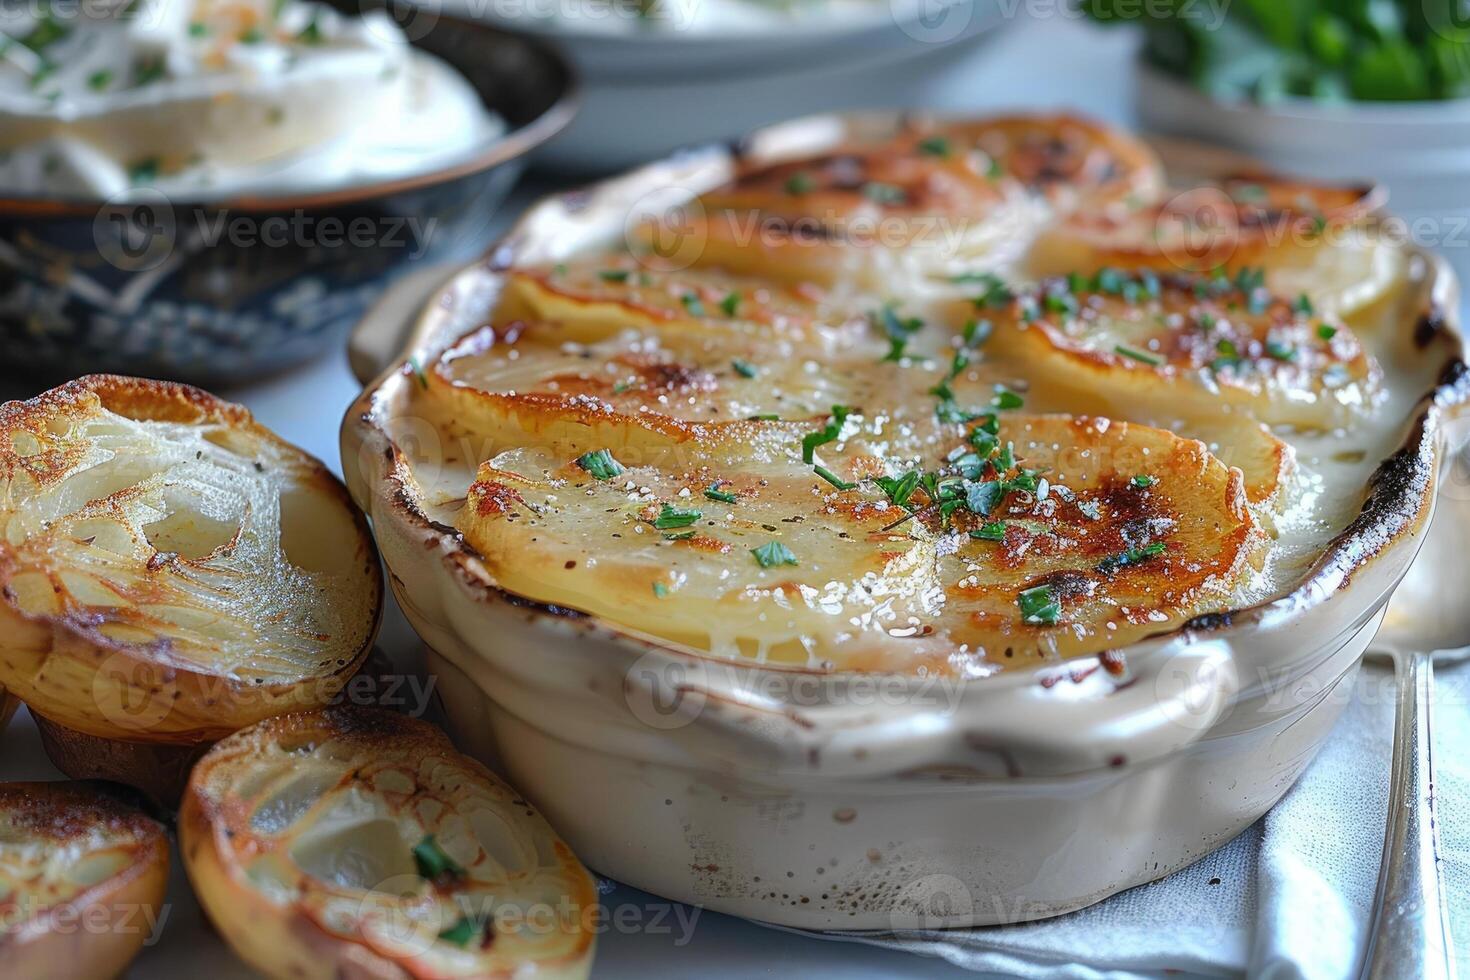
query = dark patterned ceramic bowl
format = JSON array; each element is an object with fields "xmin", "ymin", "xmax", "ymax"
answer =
[{"xmin": 0, "ymin": 8, "xmax": 576, "ymax": 385}]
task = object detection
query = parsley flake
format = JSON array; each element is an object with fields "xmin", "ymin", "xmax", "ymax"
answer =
[
  {"xmin": 653, "ymin": 504, "xmax": 701, "ymax": 530},
  {"xmin": 751, "ymin": 541, "xmax": 798, "ymax": 568},
  {"xmin": 576, "ymin": 449, "xmax": 625, "ymax": 480},
  {"xmin": 814, "ymin": 465, "xmax": 856, "ymax": 491},
  {"xmin": 704, "ymin": 485, "xmax": 739, "ymax": 504},
  {"xmin": 801, "ymin": 405, "xmax": 851, "ymax": 463},
  {"xmin": 1018, "ymin": 584, "xmax": 1061, "ymax": 626},
  {"xmin": 412, "ymin": 835, "xmax": 464, "ymax": 881}
]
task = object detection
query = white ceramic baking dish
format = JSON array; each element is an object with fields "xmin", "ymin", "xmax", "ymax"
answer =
[{"xmin": 341, "ymin": 116, "xmax": 1469, "ymax": 930}]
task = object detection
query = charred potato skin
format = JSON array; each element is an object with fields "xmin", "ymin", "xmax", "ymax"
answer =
[
  {"xmin": 0, "ymin": 375, "xmax": 384, "ymax": 746},
  {"xmin": 0, "ymin": 781, "xmax": 170, "ymax": 980},
  {"xmin": 180, "ymin": 707, "xmax": 597, "ymax": 980}
]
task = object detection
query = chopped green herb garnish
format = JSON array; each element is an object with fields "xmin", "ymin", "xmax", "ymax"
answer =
[
  {"xmin": 1095, "ymin": 267, "xmax": 1126, "ymax": 295},
  {"xmin": 133, "ymin": 57, "xmax": 166, "ymax": 86},
  {"xmin": 1018, "ymin": 584, "xmax": 1061, "ymax": 626},
  {"xmin": 814, "ymin": 465, "xmax": 856, "ymax": 491},
  {"xmin": 1131, "ymin": 474, "xmax": 1155, "ymax": 489},
  {"xmin": 876, "ymin": 304, "xmax": 924, "ymax": 361},
  {"xmin": 970, "ymin": 521, "xmax": 1008, "ymax": 541},
  {"xmin": 747, "ymin": 413, "xmax": 781, "ymax": 421},
  {"xmin": 704, "ymin": 485, "xmax": 739, "ymax": 504},
  {"xmin": 576, "ymin": 449, "xmax": 624, "ymax": 480},
  {"xmin": 127, "ymin": 157, "xmax": 160, "ymax": 185},
  {"xmin": 438, "ymin": 917, "xmax": 479, "ymax": 947},
  {"xmin": 728, "ymin": 359, "xmax": 757, "ymax": 379},
  {"xmin": 1115, "ymin": 345, "xmax": 1162, "ymax": 366},
  {"xmin": 653, "ymin": 504, "xmax": 701, "ymax": 530},
  {"xmin": 991, "ymin": 387, "xmax": 1024, "ymax": 411},
  {"xmin": 862, "ymin": 181, "xmax": 907, "ymax": 205},
  {"xmin": 188, "ymin": 21, "xmax": 210, "ymax": 37},
  {"xmin": 408, "ymin": 357, "xmax": 429, "ymax": 389},
  {"xmin": 598, "ymin": 269, "xmax": 630, "ymax": 282},
  {"xmin": 784, "ymin": 172, "xmax": 815, "ymax": 195},
  {"xmin": 953, "ymin": 273, "xmax": 1013, "ymax": 309},
  {"xmin": 680, "ymin": 293, "xmax": 706, "ymax": 316},
  {"xmin": 1317, "ymin": 323, "xmax": 1338, "ymax": 341},
  {"xmin": 801, "ymin": 405, "xmax": 851, "ymax": 463},
  {"xmin": 751, "ymin": 541, "xmax": 798, "ymax": 568},
  {"xmin": 652, "ymin": 581, "xmax": 670, "ymax": 597},
  {"xmin": 412, "ymin": 835, "xmax": 464, "ymax": 881},
  {"xmin": 962, "ymin": 318, "xmax": 993, "ymax": 346},
  {"xmin": 965, "ymin": 480, "xmax": 1003, "ymax": 516},
  {"xmin": 1266, "ymin": 340, "xmax": 1297, "ymax": 361},
  {"xmin": 297, "ymin": 12, "xmax": 324, "ymax": 43},
  {"xmin": 917, "ymin": 135, "xmax": 951, "ymax": 157},
  {"xmin": 663, "ymin": 530, "xmax": 696, "ymax": 541},
  {"xmin": 874, "ymin": 471, "xmax": 922, "ymax": 509},
  {"xmin": 87, "ymin": 69, "xmax": 112, "ymax": 91},
  {"xmin": 240, "ymin": 26, "xmax": 265, "ymax": 43},
  {"xmin": 1097, "ymin": 540, "xmax": 1167, "ymax": 575},
  {"xmin": 719, "ymin": 292, "xmax": 741, "ymax": 317},
  {"xmin": 1294, "ymin": 293, "xmax": 1315, "ymax": 316}
]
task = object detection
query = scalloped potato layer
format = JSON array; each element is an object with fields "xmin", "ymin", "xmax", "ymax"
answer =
[
  {"xmin": 459, "ymin": 414, "xmax": 1263, "ymax": 674},
  {"xmin": 399, "ymin": 115, "xmax": 1421, "ymax": 676}
]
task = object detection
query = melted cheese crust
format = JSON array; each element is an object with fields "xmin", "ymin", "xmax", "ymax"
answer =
[{"xmin": 407, "ymin": 113, "xmax": 1414, "ymax": 677}]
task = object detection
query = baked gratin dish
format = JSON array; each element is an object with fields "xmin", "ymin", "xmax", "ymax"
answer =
[{"xmin": 343, "ymin": 112, "xmax": 1467, "ymax": 929}]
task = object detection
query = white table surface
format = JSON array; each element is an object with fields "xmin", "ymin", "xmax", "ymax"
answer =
[{"xmin": 0, "ymin": 15, "xmax": 1199, "ymax": 978}]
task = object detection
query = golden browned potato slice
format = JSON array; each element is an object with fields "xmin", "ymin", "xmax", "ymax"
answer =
[
  {"xmin": 181, "ymin": 707, "xmax": 596, "ymax": 980},
  {"xmin": 423, "ymin": 306, "xmax": 955, "ymax": 457},
  {"xmin": 503, "ymin": 256, "xmax": 872, "ymax": 354},
  {"xmin": 665, "ymin": 115, "xmax": 1160, "ymax": 287},
  {"xmin": 651, "ymin": 119, "xmax": 1097, "ymax": 286},
  {"xmin": 432, "ymin": 275, "xmax": 1292, "ymax": 522},
  {"xmin": 0, "ymin": 376, "xmax": 382, "ymax": 790},
  {"xmin": 456, "ymin": 412, "xmax": 1265, "ymax": 673},
  {"xmin": 1027, "ymin": 175, "xmax": 1400, "ymax": 315},
  {"xmin": 986, "ymin": 270, "xmax": 1381, "ymax": 432},
  {"xmin": 0, "ymin": 781, "xmax": 169, "ymax": 980},
  {"xmin": 909, "ymin": 113, "xmax": 1164, "ymax": 210}
]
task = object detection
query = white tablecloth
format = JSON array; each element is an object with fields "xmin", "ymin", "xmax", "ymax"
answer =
[{"xmin": 800, "ymin": 661, "xmax": 1470, "ymax": 979}]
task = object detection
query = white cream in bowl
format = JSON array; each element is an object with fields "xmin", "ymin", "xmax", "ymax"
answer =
[{"xmin": 0, "ymin": 0, "xmax": 504, "ymax": 199}]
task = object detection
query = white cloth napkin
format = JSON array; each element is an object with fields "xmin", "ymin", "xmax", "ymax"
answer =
[{"xmin": 796, "ymin": 659, "xmax": 1470, "ymax": 979}]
